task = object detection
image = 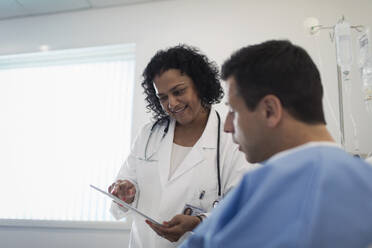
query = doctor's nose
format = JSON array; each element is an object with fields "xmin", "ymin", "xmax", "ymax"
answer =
[
  {"xmin": 167, "ymin": 96, "xmax": 179, "ymax": 110},
  {"xmin": 224, "ymin": 111, "xmax": 235, "ymax": 134}
]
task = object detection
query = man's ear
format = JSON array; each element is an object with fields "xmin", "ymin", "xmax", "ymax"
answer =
[{"xmin": 258, "ymin": 95, "xmax": 282, "ymax": 127}]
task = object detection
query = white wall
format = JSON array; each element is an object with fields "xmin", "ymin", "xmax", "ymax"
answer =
[{"xmin": 1, "ymin": 0, "xmax": 372, "ymax": 247}]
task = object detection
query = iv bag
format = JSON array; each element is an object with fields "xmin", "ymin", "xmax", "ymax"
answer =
[
  {"xmin": 358, "ymin": 28, "xmax": 372, "ymax": 112},
  {"xmin": 362, "ymin": 58, "xmax": 372, "ymax": 102},
  {"xmin": 358, "ymin": 29, "xmax": 370, "ymax": 67},
  {"xmin": 335, "ymin": 21, "xmax": 353, "ymax": 70}
]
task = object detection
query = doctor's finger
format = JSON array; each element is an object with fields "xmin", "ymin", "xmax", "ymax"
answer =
[
  {"xmin": 145, "ymin": 220, "xmax": 167, "ymax": 236},
  {"xmin": 118, "ymin": 185, "xmax": 136, "ymax": 198},
  {"xmin": 118, "ymin": 181, "xmax": 134, "ymax": 191},
  {"xmin": 147, "ymin": 220, "xmax": 170, "ymax": 233},
  {"xmin": 156, "ymin": 226, "xmax": 184, "ymax": 242},
  {"xmin": 108, "ymin": 182, "xmax": 116, "ymax": 194},
  {"xmin": 115, "ymin": 182, "xmax": 129, "ymax": 194},
  {"xmin": 153, "ymin": 223, "xmax": 180, "ymax": 236},
  {"xmin": 164, "ymin": 215, "xmax": 183, "ymax": 227},
  {"xmin": 148, "ymin": 223, "xmax": 183, "ymax": 242},
  {"xmin": 110, "ymin": 180, "xmax": 126, "ymax": 195}
]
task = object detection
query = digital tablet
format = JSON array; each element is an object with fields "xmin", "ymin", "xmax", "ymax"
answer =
[{"xmin": 90, "ymin": 184, "xmax": 162, "ymax": 226}]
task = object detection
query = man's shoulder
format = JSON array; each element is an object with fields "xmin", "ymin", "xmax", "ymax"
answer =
[
  {"xmin": 262, "ymin": 144, "xmax": 372, "ymax": 195},
  {"xmin": 296, "ymin": 145, "xmax": 371, "ymax": 173},
  {"xmin": 250, "ymin": 145, "xmax": 372, "ymax": 193},
  {"xmin": 266, "ymin": 145, "xmax": 358, "ymax": 170}
]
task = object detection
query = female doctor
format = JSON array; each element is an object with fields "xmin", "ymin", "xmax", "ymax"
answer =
[{"xmin": 108, "ymin": 45, "xmax": 256, "ymax": 248}]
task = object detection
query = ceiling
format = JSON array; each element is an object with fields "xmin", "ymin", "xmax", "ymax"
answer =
[{"xmin": 0, "ymin": 0, "xmax": 171, "ymax": 21}]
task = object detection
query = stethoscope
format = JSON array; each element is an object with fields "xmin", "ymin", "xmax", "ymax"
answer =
[{"xmin": 144, "ymin": 110, "xmax": 222, "ymax": 208}]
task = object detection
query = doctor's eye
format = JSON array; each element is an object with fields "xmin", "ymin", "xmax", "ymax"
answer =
[
  {"xmin": 173, "ymin": 88, "xmax": 186, "ymax": 96},
  {"xmin": 158, "ymin": 95, "xmax": 168, "ymax": 102}
]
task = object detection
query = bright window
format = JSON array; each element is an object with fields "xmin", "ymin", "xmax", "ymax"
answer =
[{"xmin": 0, "ymin": 44, "xmax": 135, "ymax": 221}]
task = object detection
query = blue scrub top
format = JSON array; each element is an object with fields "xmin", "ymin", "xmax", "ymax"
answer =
[{"xmin": 180, "ymin": 144, "xmax": 372, "ymax": 248}]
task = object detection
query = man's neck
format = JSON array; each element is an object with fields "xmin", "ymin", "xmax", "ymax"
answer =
[{"xmin": 270, "ymin": 120, "xmax": 334, "ymax": 159}]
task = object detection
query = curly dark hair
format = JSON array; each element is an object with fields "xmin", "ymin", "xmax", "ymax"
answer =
[{"xmin": 141, "ymin": 44, "xmax": 223, "ymax": 121}]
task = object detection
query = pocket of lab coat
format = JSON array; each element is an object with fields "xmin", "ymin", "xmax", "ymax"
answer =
[
  {"xmin": 136, "ymin": 159, "xmax": 159, "ymax": 192},
  {"xmin": 136, "ymin": 159, "xmax": 161, "ymax": 207}
]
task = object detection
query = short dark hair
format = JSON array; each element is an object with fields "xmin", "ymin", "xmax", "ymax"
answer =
[
  {"xmin": 142, "ymin": 44, "xmax": 223, "ymax": 121},
  {"xmin": 221, "ymin": 40, "xmax": 326, "ymax": 124}
]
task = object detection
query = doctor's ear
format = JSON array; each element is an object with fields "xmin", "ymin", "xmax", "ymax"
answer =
[{"xmin": 257, "ymin": 95, "xmax": 282, "ymax": 128}]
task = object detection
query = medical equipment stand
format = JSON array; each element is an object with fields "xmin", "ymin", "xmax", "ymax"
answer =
[{"xmin": 308, "ymin": 16, "xmax": 364, "ymax": 150}]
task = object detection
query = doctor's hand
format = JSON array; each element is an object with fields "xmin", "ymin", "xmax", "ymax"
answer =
[
  {"xmin": 108, "ymin": 180, "xmax": 136, "ymax": 204},
  {"xmin": 145, "ymin": 214, "xmax": 201, "ymax": 243}
]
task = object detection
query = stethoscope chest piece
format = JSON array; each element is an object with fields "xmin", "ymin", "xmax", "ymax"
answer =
[{"xmin": 212, "ymin": 195, "xmax": 223, "ymax": 209}]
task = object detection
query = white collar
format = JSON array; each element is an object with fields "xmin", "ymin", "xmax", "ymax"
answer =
[{"xmin": 266, "ymin": 141, "xmax": 342, "ymax": 164}]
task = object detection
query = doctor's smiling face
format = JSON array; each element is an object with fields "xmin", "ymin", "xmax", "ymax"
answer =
[
  {"xmin": 141, "ymin": 45, "xmax": 223, "ymax": 125},
  {"xmin": 153, "ymin": 69, "xmax": 205, "ymax": 126}
]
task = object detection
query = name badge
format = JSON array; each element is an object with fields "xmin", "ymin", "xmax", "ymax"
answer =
[{"xmin": 182, "ymin": 203, "xmax": 206, "ymax": 216}]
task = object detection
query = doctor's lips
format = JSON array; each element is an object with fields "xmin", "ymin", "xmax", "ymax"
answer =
[{"xmin": 169, "ymin": 105, "xmax": 187, "ymax": 114}]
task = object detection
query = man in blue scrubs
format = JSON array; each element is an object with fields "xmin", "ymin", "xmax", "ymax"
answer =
[{"xmin": 180, "ymin": 40, "xmax": 372, "ymax": 248}]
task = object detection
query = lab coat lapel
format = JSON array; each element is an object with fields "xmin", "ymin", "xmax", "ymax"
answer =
[
  {"xmin": 169, "ymin": 109, "xmax": 218, "ymax": 183},
  {"xmin": 145, "ymin": 124, "xmax": 165, "ymax": 160},
  {"xmin": 157, "ymin": 119, "xmax": 175, "ymax": 188},
  {"xmin": 169, "ymin": 141, "xmax": 205, "ymax": 182}
]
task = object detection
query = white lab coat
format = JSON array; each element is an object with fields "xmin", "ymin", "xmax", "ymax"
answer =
[{"xmin": 110, "ymin": 108, "xmax": 258, "ymax": 248}]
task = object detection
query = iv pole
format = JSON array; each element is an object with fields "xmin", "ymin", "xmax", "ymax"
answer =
[{"xmin": 308, "ymin": 16, "xmax": 364, "ymax": 150}]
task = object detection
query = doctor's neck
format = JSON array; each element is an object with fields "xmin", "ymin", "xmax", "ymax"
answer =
[
  {"xmin": 173, "ymin": 106, "xmax": 210, "ymax": 148},
  {"xmin": 174, "ymin": 107, "xmax": 209, "ymax": 146},
  {"xmin": 176, "ymin": 106, "xmax": 210, "ymax": 131}
]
